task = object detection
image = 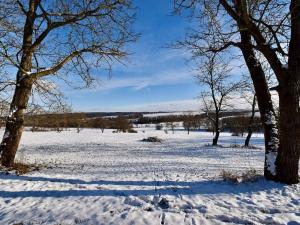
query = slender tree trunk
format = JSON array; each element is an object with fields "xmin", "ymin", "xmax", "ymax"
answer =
[
  {"xmin": 239, "ymin": 30, "xmax": 279, "ymax": 180},
  {"xmin": 213, "ymin": 117, "xmax": 220, "ymax": 145},
  {"xmin": 275, "ymin": 0, "xmax": 300, "ymax": 184},
  {"xmin": 213, "ymin": 130, "xmax": 220, "ymax": 146},
  {"xmin": 245, "ymin": 96, "xmax": 256, "ymax": 147}
]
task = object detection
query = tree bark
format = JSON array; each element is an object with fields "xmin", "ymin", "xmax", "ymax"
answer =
[
  {"xmin": 212, "ymin": 111, "xmax": 220, "ymax": 146},
  {"xmin": 0, "ymin": 78, "xmax": 34, "ymax": 167},
  {"xmin": 0, "ymin": 0, "xmax": 38, "ymax": 167},
  {"xmin": 244, "ymin": 129, "xmax": 252, "ymax": 147},
  {"xmin": 275, "ymin": 0, "xmax": 300, "ymax": 184},
  {"xmin": 213, "ymin": 116, "xmax": 220, "ymax": 146},
  {"xmin": 239, "ymin": 30, "xmax": 279, "ymax": 180},
  {"xmin": 213, "ymin": 129, "xmax": 220, "ymax": 146},
  {"xmin": 244, "ymin": 96, "xmax": 256, "ymax": 147}
]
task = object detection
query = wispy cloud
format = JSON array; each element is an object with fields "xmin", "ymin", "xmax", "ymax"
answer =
[
  {"xmin": 93, "ymin": 68, "xmax": 196, "ymax": 92},
  {"xmin": 83, "ymin": 95, "xmax": 257, "ymax": 112}
]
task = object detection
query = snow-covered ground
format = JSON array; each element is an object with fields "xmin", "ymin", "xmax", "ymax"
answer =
[{"xmin": 0, "ymin": 128, "xmax": 299, "ymax": 225}]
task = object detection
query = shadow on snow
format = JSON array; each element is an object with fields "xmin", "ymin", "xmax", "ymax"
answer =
[{"xmin": 0, "ymin": 173, "xmax": 286, "ymax": 198}]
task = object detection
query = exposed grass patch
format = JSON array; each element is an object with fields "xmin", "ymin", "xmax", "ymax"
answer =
[
  {"xmin": 220, "ymin": 169, "xmax": 260, "ymax": 183},
  {"xmin": 0, "ymin": 162, "xmax": 41, "ymax": 175},
  {"xmin": 13, "ymin": 162, "xmax": 40, "ymax": 175},
  {"xmin": 228, "ymin": 144, "xmax": 262, "ymax": 150}
]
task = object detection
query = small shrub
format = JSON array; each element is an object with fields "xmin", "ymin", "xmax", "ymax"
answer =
[
  {"xmin": 141, "ymin": 137, "xmax": 162, "ymax": 143},
  {"xmin": 128, "ymin": 129, "xmax": 138, "ymax": 133},
  {"xmin": 229, "ymin": 144, "xmax": 242, "ymax": 148},
  {"xmin": 155, "ymin": 124, "xmax": 162, "ymax": 130},
  {"xmin": 220, "ymin": 169, "xmax": 259, "ymax": 183},
  {"xmin": 30, "ymin": 127, "xmax": 49, "ymax": 132}
]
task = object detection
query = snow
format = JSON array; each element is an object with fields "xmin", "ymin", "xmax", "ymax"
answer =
[
  {"xmin": 8, "ymin": 107, "xmax": 17, "ymax": 118},
  {"xmin": 0, "ymin": 128, "xmax": 299, "ymax": 225},
  {"xmin": 264, "ymin": 112, "xmax": 276, "ymax": 126},
  {"xmin": 265, "ymin": 151, "xmax": 277, "ymax": 176},
  {"xmin": 263, "ymin": 111, "xmax": 279, "ymax": 176}
]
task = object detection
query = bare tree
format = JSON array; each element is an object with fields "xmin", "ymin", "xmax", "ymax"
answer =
[
  {"xmin": 238, "ymin": 75, "xmax": 257, "ymax": 147},
  {"xmin": 244, "ymin": 95, "xmax": 256, "ymax": 147},
  {"xmin": 173, "ymin": 0, "xmax": 279, "ymax": 178},
  {"xmin": 92, "ymin": 117, "xmax": 109, "ymax": 133},
  {"xmin": 183, "ymin": 114, "xmax": 199, "ymax": 134},
  {"xmin": 114, "ymin": 116, "xmax": 132, "ymax": 133},
  {"xmin": 173, "ymin": 0, "xmax": 300, "ymax": 184},
  {"xmin": 166, "ymin": 122, "xmax": 176, "ymax": 134},
  {"xmin": 198, "ymin": 53, "xmax": 244, "ymax": 145},
  {"xmin": 173, "ymin": 0, "xmax": 279, "ymax": 175},
  {"xmin": 217, "ymin": 0, "xmax": 299, "ymax": 184},
  {"xmin": 0, "ymin": 0, "xmax": 137, "ymax": 167}
]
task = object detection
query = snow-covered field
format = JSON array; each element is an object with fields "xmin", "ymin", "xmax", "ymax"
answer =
[{"xmin": 0, "ymin": 128, "xmax": 299, "ymax": 225}]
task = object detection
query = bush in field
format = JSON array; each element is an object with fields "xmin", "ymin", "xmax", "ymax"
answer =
[
  {"xmin": 141, "ymin": 137, "xmax": 162, "ymax": 143},
  {"xmin": 155, "ymin": 124, "xmax": 162, "ymax": 130},
  {"xmin": 183, "ymin": 115, "xmax": 201, "ymax": 134},
  {"xmin": 91, "ymin": 117, "xmax": 110, "ymax": 133},
  {"xmin": 114, "ymin": 116, "xmax": 133, "ymax": 133},
  {"xmin": 128, "ymin": 129, "xmax": 138, "ymax": 133}
]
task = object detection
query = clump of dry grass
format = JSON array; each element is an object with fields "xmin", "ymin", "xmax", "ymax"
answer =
[
  {"xmin": 0, "ymin": 161, "xmax": 41, "ymax": 176},
  {"xmin": 220, "ymin": 169, "xmax": 259, "ymax": 183},
  {"xmin": 12, "ymin": 162, "xmax": 40, "ymax": 175}
]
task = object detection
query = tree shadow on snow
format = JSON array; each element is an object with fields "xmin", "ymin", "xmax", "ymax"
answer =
[{"xmin": 0, "ymin": 173, "xmax": 287, "ymax": 198}]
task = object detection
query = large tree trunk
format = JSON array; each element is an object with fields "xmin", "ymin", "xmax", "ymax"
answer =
[
  {"xmin": 0, "ymin": 0, "xmax": 38, "ymax": 167},
  {"xmin": 0, "ymin": 78, "xmax": 34, "ymax": 167},
  {"xmin": 239, "ymin": 30, "xmax": 279, "ymax": 180},
  {"xmin": 276, "ymin": 86, "xmax": 300, "ymax": 184},
  {"xmin": 275, "ymin": 0, "xmax": 300, "ymax": 184},
  {"xmin": 244, "ymin": 96, "xmax": 256, "ymax": 147}
]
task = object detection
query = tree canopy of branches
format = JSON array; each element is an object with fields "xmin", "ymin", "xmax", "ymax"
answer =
[
  {"xmin": 0, "ymin": 0, "xmax": 137, "ymax": 167},
  {"xmin": 198, "ymin": 53, "xmax": 244, "ymax": 145}
]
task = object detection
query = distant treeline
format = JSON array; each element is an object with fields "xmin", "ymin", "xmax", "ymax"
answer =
[
  {"xmin": 136, "ymin": 114, "xmax": 205, "ymax": 124},
  {"xmin": 221, "ymin": 116, "xmax": 262, "ymax": 135},
  {"xmin": 20, "ymin": 114, "xmax": 133, "ymax": 132},
  {"xmin": 0, "ymin": 111, "xmax": 263, "ymax": 135}
]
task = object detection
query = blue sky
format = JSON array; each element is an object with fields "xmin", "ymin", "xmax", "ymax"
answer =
[{"xmin": 66, "ymin": 0, "xmax": 201, "ymax": 112}]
